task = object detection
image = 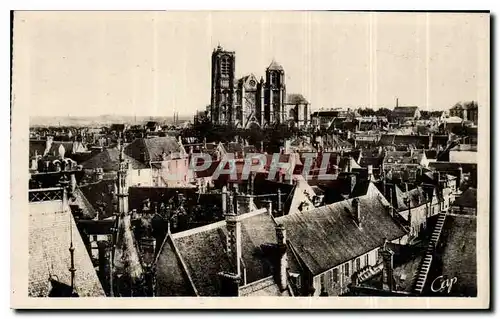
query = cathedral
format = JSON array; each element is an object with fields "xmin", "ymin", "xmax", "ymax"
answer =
[{"xmin": 209, "ymin": 45, "xmax": 310, "ymax": 129}]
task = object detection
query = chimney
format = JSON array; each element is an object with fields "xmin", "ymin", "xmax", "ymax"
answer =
[
  {"xmin": 225, "ymin": 192, "xmax": 242, "ymax": 277},
  {"xmin": 44, "ymin": 136, "xmax": 54, "ymax": 156},
  {"xmin": 277, "ymin": 189, "xmax": 282, "ymax": 214},
  {"xmin": 396, "ymin": 98, "xmax": 399, "ymax": 107},
  {"xmin": 352, "ymin": 198, "xmax": 361, "ymax": 228},
  {"xmin": 217, "ymin": 272, "xmax": 241, "ymax": 296},
  {"xmin": 367, "ymin": 165, "xmax": 373, "ymax": 181},
  {"xmin": 388, "ymin": 191, "xmax": 394, "ymax": 217},
  {"xmin": 221, "ymin": 186, "xmax": 227, "ymax": 215},
  {"xmin": 347, "ymin": 156, "xmax": 352, "ymax": 173},
  {"xmin": 380, "ymin": 239, "xmax": 395, "ymax": 292},
  {"xmin": 275, "ymin": 224, "xmax": 288, "ymax": 291},
  {"xmin": 433, "ymin": 171, "xmax": 441, "ymax": 185},
  {"xmin": 262, "ymin": 199, "xmax": 273, "ymax": 215},
  {"xmin": 97, "ymin": 241, "xmax": 109, "ymax": 288},
  {"xmin": 456, "ymin": 167, "xmax": 463, "ymax": 189}
]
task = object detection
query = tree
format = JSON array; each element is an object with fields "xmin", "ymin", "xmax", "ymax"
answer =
[{"xmin": 375, "ymin": 108, "xmax": 392, "ymax": 117}]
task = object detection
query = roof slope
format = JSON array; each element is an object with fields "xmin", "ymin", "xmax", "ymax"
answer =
[
  {"xmin": 453, "ymin": 188, "xmax": 477, "ymax": 209},
  {"xmin": 29, "ymin": 200, "xmax": 105, "ymax": 297},
  {"xmin": 276, "ymin": 183, "xmax": 406, "ymax": 275},
  {"xmin": 437, "ymin": 215, "xmax": 477, "ymax": 296},
  {"xmin": 155, "ymin": 209, "xmax": 279, "ymax": 296},
  {"xmin": 125, "ymin": 137, "xmax": 183, "ymax": 164},
  {"xmin": 82, "ymin": 148, "xmax": 147, "ymax": 171}
]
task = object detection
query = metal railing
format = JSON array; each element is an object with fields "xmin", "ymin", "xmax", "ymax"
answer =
[{"xmin": 28, "ymin": 187, "xmax": 65, "ymax": 202}]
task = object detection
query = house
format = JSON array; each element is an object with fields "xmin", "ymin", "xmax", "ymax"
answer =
[
  {"xmin": 81, "ymin": 147, "xmax": 150, "ymax": 186},
  {"xmin": 311, "ymin": 108, "xmax": 349, "ymax": 129},
  {"xmin": 450, "ymin": 187, "xmax": 477, "ymax": 215},
  {"xmin": 28, "ymin": 187, "xmax": 105, "ymax": 297},
  {"xmin": 449, "ymin": 102, "xmax": 479, "ymax": 125},
  {"xmin": 382, "ymin": 150, "xmax": 429, "ymax": 182},
  {"xmin": 284, "ymin": 93, "xmax": 310, "ymax": 128},
  {"xmin": 449, "ymin": 144, "xmax": 477, "ymax": 164},
  {"xmin": 391, "ymin": 106, "xmax": 421, "ymax": 123},
  {"xmin": 378, "ymin": 134, "xmax": 432, "ymax": 150},
  {"xmin": 124, "ymin": 137, "xmax": 192, "ymax": 187},
  {"xmin": 274, "ymin": 182, "xmax": 408, "ymax": 296}
]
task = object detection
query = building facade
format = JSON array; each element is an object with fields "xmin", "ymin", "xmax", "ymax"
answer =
[{"xmin": 210, "ymin": 45, "xmax": 310, "ymax": 128}]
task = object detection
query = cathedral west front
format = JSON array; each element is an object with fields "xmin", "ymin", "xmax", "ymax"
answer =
[{"xmin": 209, "ymin": 45, "xmax": 310, "ymax": 129}]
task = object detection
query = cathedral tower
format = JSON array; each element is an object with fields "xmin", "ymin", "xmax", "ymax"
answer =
[
  {"xmin": 210, "ymin": 45, "xmax": 236, "ymax": 125},
  {"xmin": 264, "ymin": 60, "xmax": 286, "ymax": 125}
]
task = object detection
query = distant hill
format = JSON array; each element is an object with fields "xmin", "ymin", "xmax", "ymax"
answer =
[{"xmin": 29, "ymin": 114, "xmax": 193, "ymax": 127}]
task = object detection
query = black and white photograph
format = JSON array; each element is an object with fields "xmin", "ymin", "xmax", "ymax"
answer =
[{"xmin": 11, "ymin": 10, "xmax": 489, "ymax": 309}]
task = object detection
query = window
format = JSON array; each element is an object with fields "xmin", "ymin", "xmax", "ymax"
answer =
[
  {"xmin": 344, "ymin": 263, "xmax": 350, "ymax": 277},
  {"xmin": 221, "ymin": 56, "xmax": 231, "ymax": 75},
  {"xmin": 332, "ymin": 268, "xmax": 338, "ymax": 283},
  {"xmin": 374, "ymin": 249, "xmax": 379, "ymax": 262},
  {"xmin": 364, "ymin": 254, "xmax": 369, "ymax": 267},
  {"xmin": 355, "ymin": 258, "xmax": 361, "ymax": 272},
  {"xmin": 270, "ymin": 72, "xmax": 278, "ymax": 85}
]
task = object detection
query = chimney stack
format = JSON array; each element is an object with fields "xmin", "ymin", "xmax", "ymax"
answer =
[
  {"xmin": 217, "ymin": 272, "xmax": 241, "ymax": 296},
  {"xmin": 262, "ymin": 200, "xmax": 273, "ymax": 215},
  {"xmin": 275, "ymin": 224, "xmax": 288, "ymax": 291},
  {"xmin": 456, "ymin": 167, "xmax": 463, "ymax": 190},
  {"xmin": 381, "ymin": 239, "xmax": 395, "ymax": 292},
  {"xmin": 44, "ymin": 136, "xmax": 54, "ymax": 156},
  {"xmin": 388, "ymin": 191, "xmax": 394, "ymax": 217},
  {"xmin": 225, "ymin": 192, "xmax": 242, "ymax": 278},
  {"xmin": 367, "ymin": 165, "xmax": 373, "ymax": 181},
  {"xmin": 221, "ymin": 186, "xmax": 228, "ymax": 215},
  {"xmin": 277, "ymin": 189, "xmax": 282, "ymax": 214},
  {"xmin": 352, "ymin": 198, "xmax": 361, "ymax": 228}
]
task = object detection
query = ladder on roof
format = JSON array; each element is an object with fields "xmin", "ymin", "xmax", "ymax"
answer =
[{"xmin": 412, "ymin": 212, "xmax": 447, "ymax": 294}]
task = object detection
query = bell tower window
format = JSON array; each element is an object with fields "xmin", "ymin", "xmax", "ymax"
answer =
[
  {"xmin": 221, "ymin": 56, "xmax": 231, "ymax": 76},
  {"xmin": 270, "ymin": 72, "xmax": 279, "ymax": 86}
]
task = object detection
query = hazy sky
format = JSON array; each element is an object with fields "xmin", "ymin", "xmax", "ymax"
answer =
[{"xmin": 13, "ymin": 11, "xmax": 489, "ymax": 117}]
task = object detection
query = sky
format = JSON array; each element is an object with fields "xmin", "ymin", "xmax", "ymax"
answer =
[{"xmin": 13, "ymin": 11, "xmax": 489, "ymax": 117}]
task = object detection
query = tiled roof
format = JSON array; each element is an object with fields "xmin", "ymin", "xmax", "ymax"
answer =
[
  {"xmin": 429, "ymin": 162, "xmax": 477, "ymax": 175},
  {"xmin": 81, "ymin": 148, "xmax": 148, "ymax": 171},
  {"xmin": 155, "ymin": 236, "xmax": 196, "ymax": 296},
  {"xmin": 276, "ymin": 183, "xmax": 406, "ymax": 275},
  {"xmin": 437, "ymin": 215, "xmax": 477, "ymax": 296},
  {"xmin": 29, "ymin": 200, "xmax": 105, "ymax": 297},
  {"xmin": 125, "ymin": 137, "xmax": 183, "ymax": 164},
  {"xmin": 379, "ymin": 134, "xmax": 431, "ymax": 149},
  {"xmin": 384, "ymin": 151, "xmax": 425, "ymax": 165},
  {"xmin": 69, "ymin": 188, "xmax": 97, "ymax": 219},
  {"xmin": 453, "ymin": 188, "xmax": 477, "ymax": 209},
  {"xmin": 155, "ymin": 209, "xmax": 278, "ymax": 296},
  {"xmin": 392, "ymin": 106, "xmax": 419, "ymax": 117}
]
